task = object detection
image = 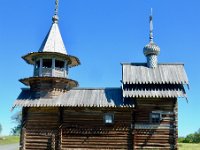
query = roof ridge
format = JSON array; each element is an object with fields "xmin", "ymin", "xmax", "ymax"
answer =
[
  {"xmin": 121, "ymin": 62, "xmax": 184, "ymax": 65},
  {"xmin": 72, "ymin": 87, "xmax": 121, "ymax": 90}
]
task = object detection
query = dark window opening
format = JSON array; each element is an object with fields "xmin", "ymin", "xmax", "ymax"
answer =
[
  {"xmin": 55, "ymin": 60, "xmax": 64, "ymax": 68},
  {"xmin": 43, "ymin": 59, "xmax": 52, "ymax": 68},
  {"xmin": 104, "ymin": 113, "xmax": 114, "ymax": 125},
  {"xmin": 35, "ymin": 60, "xmax": 40, "ymax": 68},
  {"xmin": 150, "ymin": 113, "xmax": 161, "ymax": 124}
]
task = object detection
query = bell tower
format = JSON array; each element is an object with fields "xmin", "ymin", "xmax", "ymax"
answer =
[{"xmin": 20, "ymin": 0, "xmax": 80, "ymax": 98}]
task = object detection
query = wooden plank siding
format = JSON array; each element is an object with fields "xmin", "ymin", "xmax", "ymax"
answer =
[
  {"xmin": 134, "ymin": 98, "xmax": 178, "ymax": 150},
  {"xmin": 22, "ymin": 107, "xmax": 60, "ymax": 150},
  {"xmin": 21, "ymin": 107, "xmax": 134, "ymax": 150},
  {"xmin": 20, "ymin": 100, "xmax": 177, "ymax": 150},
  {"xmin": 61, "ymin": 108, "xmax": 133, "ymax": 149}
]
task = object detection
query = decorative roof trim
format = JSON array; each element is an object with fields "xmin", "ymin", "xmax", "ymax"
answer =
[{"xmin": 123, "ymin": 88, "xmax": 186, "ymax": 98}]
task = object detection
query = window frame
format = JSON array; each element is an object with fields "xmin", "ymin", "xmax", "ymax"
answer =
[
  {"xmin": 150, "ymin": 112, "xmax": 162, "ymax": 124},
  {"xmin": 103, "ymin": 113, "xmax": 114, "ymax": 125}
]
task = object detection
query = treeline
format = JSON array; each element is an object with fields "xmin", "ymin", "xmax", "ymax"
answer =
[
  {"xmin": 10, "ymin": 111, "xmax": 22, "ymax": 136},
  {"xmin": 179, "ymin": 128, "xmax": 200, "ymax": 143}
]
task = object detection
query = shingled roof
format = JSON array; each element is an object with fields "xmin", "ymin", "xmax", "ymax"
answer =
[
  {"xmin": 122, "ymin": 63, "xmax": 189, "ymax": 85},
  {"xmin": 13, "ymin": 88, "xmax": 134, "ymax": 109}
]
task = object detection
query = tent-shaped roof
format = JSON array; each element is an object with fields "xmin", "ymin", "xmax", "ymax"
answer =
[{"xmin": 38, "ymin": 21, "xmax": 67, "ymax": 54}]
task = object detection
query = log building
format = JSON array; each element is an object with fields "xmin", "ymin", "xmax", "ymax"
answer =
[{"xmin": 13, "ymin": 1, "xmax": 189, "ymax": 149}]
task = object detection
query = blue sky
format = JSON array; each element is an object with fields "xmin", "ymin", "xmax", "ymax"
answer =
[{"xmin": 0, "ymin": 0, "xmax": 199, "ymax": 137}]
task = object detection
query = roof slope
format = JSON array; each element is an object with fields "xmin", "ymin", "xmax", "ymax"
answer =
[
  {"xmin": 38, "ymin": 22, "xmax": 67, "ymax": 54},
  {"xmin": 122, "ymin": 63, "xmax": 189, "ymax": 84},
  {"xmin": 13, "ymin": 88, "xmax": 134, "ymax": 108}
]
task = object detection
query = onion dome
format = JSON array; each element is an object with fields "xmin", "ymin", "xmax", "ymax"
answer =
[
  {"xmin": 143, "ymin": 41, "xmax": 160, "ymax": 56},
  {"xmin": 143, "ymin": 10, "xmax": 160, "ymax": 68}
]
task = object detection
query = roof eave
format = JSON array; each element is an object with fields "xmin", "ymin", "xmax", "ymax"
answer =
[{"xmin": 22, "ymin": 52, "xmax": 80, "ymax": 67}]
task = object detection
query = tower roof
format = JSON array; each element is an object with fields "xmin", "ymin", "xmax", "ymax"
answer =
[
  {"xmin": 22, "ymin": 0, "xmax": 80, "ymax": 67},
  {"xmin": 39, "ymin": 0, "xmax": 67, "ymax": 54},
  {"xmin": 38, "ymin": 22, "xmax": 67, "ymax": 54}
]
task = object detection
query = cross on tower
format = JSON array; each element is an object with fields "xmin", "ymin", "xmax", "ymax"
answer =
[{"xmin": 54, "ymin": 0, "xmax": 59, "ymax": 16}]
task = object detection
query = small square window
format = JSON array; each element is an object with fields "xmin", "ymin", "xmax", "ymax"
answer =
[
  {"xmin": 150, "ymin": 113, "xmax": 161, "ymax": 124},
  {"xmin": 104, "ymin": 113, "xmax": 114, "ymax": 125}
]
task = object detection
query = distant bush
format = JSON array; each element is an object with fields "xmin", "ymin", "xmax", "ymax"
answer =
[
  {"xmin": 179, "ymin": 128, "xmax": 200, "ymax": 143},
  {"xmin": 178, "ymin": 137, "xmax": 185, "ymax": 143}
]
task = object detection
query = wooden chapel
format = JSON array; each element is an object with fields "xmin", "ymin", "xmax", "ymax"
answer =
[{"xmin": 13, "ymin": 1, "xmax": 189, "ymax": 150}]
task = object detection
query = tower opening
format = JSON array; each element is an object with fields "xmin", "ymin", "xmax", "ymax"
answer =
[
  {"xmin": 43, "ymin": 59, "xmax": 52, "ymax": 68},
  {"xmin": 55, "ymin": 60, "xmax": 64, "ymax": 68}
]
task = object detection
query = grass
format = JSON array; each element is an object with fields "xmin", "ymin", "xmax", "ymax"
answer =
[
  {"xmin": 0, "ymin": 136, "xmax": 19, "ymax": 145},
  {"xmin": 179, "ymin": 143, "xmax": 200, "ymax": 150},
  {"xmin": 1, "ymin": 136, "xmax": 200, "ymax": 149}
]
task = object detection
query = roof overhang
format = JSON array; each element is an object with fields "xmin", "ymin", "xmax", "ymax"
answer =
[
  {"xmin": 12, "ymin": 88, "xmax": 135, "ymax": 110},
  {"xmin": 22, "ymin": 52, "xmax": 80, "ymax": 67},
  {"xmin": 19, "ymin": 76, "xmax": 78, "ymax": 88}
]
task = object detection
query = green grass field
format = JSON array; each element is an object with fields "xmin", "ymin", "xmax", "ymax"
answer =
[
  {"xmin": 0, "ymin": 136, "xmax": 200, "ymax": 149},
  {"xmin": 179, "ymin": 143, "xmax": 200, "ymax": 150},
  {"xmin": 0, "ymin": 136, "xmax": 19, "ymax": 145}
]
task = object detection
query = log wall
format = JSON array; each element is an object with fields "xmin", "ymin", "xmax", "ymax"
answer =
[
  {"xmin": 134, "ymin": 98, "xmax": 178, "ymax": 150},
  {"xmin": 61, "ymin": 108, "xmax": 133, "ymax": 149},
  {"xmin": 22, "ymin": 107, "xmax": 60, "ymax": 150},
  {"xmin": 21, "ymin": 107, "xmax": 133, "ymax": 150},
  {"xmin": 29, "ymin": 79, "xmax": 69, "ymax": 98},
  {"xmin": 20, "ymin": 100, "xmax": 177, "ymax": 150}
]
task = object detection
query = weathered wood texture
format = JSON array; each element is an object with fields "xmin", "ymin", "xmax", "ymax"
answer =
[
  {"xmin": 21, "ymin": 107, "xmax": 133, "ymax": 150},
  {"xmin": 22, "ymin": 107, "xmax": 60, "ymax": 150},
  {"xmin": 134, "ymin": 98, "xmax": 178, "ymax": 150},
  {"xmin": 30, "ymin": 80, "xmax": 67, "ymax": 98},
  {"xmin": 61, "ymin": 108, "xmax": 133, "ymax": 149},
  {"xmin": 20, "ymin": 100, "xmax": 177, "ymax": 150}
]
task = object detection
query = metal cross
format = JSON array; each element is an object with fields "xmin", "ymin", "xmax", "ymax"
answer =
[
  {"xmin": 54, "ymin": 0, "xmax": 59, "ymax": 16},
  {"xmin": 149, "ymin": 8, "xmax": 153, "ymax": 42}
]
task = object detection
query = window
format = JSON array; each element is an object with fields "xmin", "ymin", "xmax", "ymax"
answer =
[
  {"xmin": 43, "ymin": 59, "xmax": 52, "ymax": 68},
  {"xmin": 104, "ymin": 113, "xmax": 114, "ymax": 125},
  {"xmin": 150, "ymin": 113, "xmax": 161, "ymax": 124},
  {"xmin": 55, "ymin": 60, "xmax": 64, "ymax": 68}
]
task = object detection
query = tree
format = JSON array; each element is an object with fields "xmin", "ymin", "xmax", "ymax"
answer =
[
  {"xmin": 10, "ymin": 111, "xmax": 22, "ymax": 136},
  {"xmin": 180, "ymin": 128, "xmax": 200, "ymax": 143}
]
